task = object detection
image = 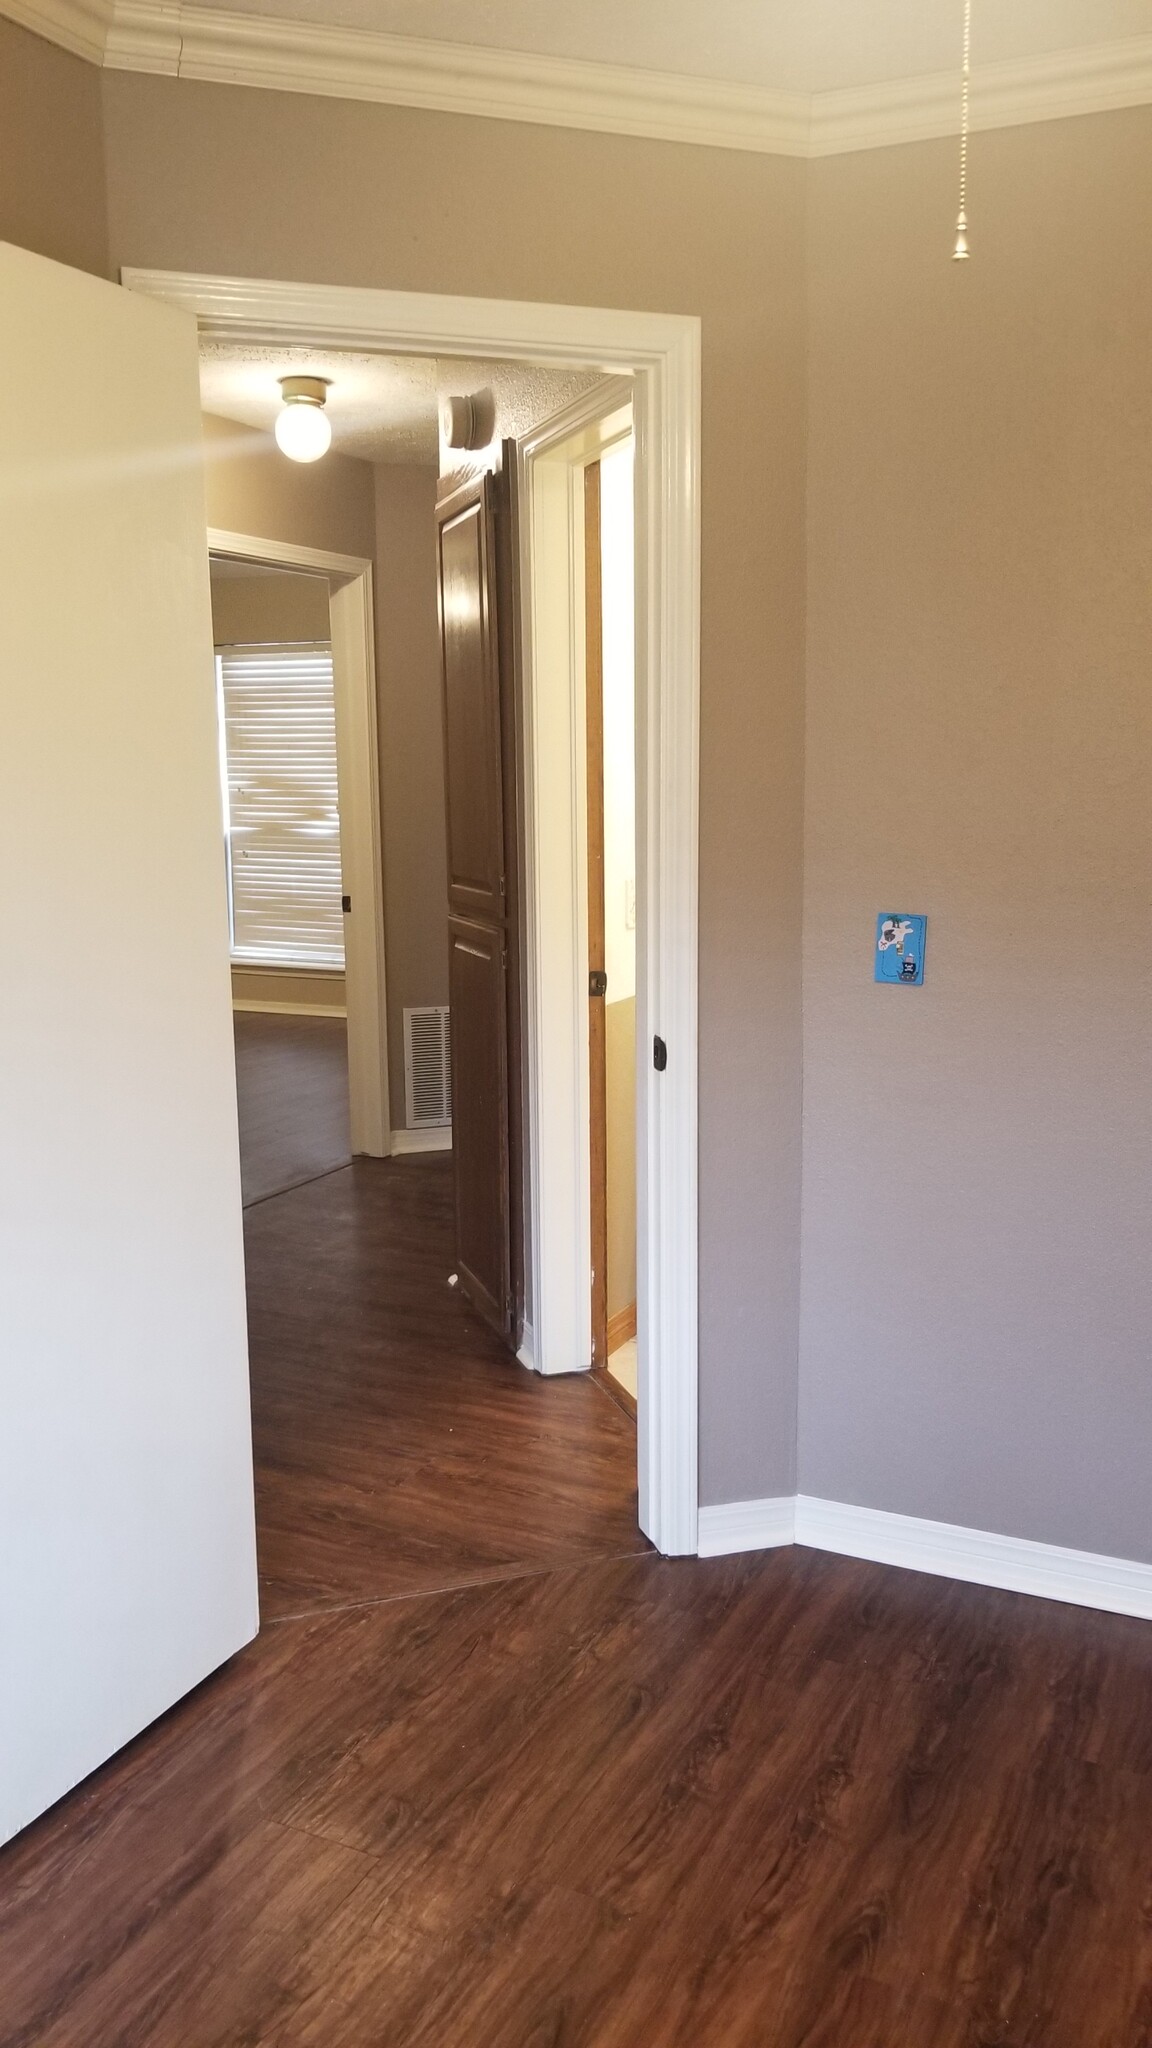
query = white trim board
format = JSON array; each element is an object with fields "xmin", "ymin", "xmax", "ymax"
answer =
[
  {"xmin": 233, "ymin": 998, "xmax": 347, "ymax": 1017},
  {"xmin": 697, "ymin": 1497, "xmax": 796, "ymax": 1558},
  {"xmin": 696, "ymin": 1494, "xmax": 1152, "ymax": 1623},
  {"xmin": 390, "ymin": 1127, "xmax": 452, "ymax": 1155},
  {"xmin": 128, "ymin": 267, "xmax": 701, "ymax": 1562},
  {"xmin": 83, "ymin": 4, "xmax": 1152, "ymax": 157},
  {"xmin": 516, "ymin": 381, "xmax": 632, "ymax": 1389}
]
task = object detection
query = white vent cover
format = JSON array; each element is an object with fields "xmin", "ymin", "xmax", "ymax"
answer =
[{"xmin": 404, "ymin": 1006, "xmax": 452, "ymax": 1128}]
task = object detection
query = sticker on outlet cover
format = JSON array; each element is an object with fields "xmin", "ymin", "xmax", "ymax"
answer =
[{"xmin": 875, "ymin": 913, "xmax": 927, "ymax": 985}]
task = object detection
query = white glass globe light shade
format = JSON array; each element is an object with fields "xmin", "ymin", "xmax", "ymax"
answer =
[{"xmin": 275, "ymin": 400, "xmax": 332, "ymax": 463}]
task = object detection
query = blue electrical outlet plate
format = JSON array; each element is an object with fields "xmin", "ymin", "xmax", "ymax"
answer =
[{"xmin": 875, "ymin": 913, "xmax": 926, "ymax": 985}]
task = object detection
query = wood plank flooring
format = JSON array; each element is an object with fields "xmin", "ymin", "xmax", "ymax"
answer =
[
  {"xmin": 232, "ymin": 1010, "xmax": 351, "ymax": 1206},
  {"xmin": 248, "ymin": 1156, "xmax": 646, "ymax": 1617},
  {"xmin": 5, "ymin": 1033, "xmax": 1152, "ymax": 2041},
  {"xmin": 7, "ymin": 1544, "xmax": 1152, "ymax": 2045}
]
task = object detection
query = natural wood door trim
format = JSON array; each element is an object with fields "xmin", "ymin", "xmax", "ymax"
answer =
[
  {"xmin": 592, "ymin": 1363, "xmax": 637, "ymax": 1422},
  {"xmin": 607, "ymin": 1302, "xmax": 637, "ymax": 1353},
  {"xmin": 585, "ymin": 460, "xmax": 608, "ymax": 1371}
]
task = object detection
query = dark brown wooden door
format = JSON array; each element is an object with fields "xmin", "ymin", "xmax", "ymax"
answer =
[{"xmin": 436, "ymin": 465, "xmax": 521, "ymax": 1343}]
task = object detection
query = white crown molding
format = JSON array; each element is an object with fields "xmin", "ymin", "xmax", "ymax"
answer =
[
  {"xmin": 103, "ymin": 1, "xmax": 810, "ymax": 151},
  {"xmin": 810, "ymin": 35, "xmax": 1152, "ymax": 155},
  {"xmin": 96, "ymin": 6, "xmax": 1152, "ymax": 157},
  {"xmin": 3, "ymin": 0, "xmax": 112, "ymax": 62},
  {"xmin": 697, "ymin": 1496, "xmax": 796, "ymax": 1557},
  {"xmin": 8, "ymin": 0, "xmax": 1152, "ymax": 157},
  {"xmin": 9, "ymin": 0, "xmax": 1151, "ymax": 156}
]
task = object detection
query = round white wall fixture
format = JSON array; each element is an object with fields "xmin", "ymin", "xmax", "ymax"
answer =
[{"xmin": 440, "ymin": 390, "xmax": 496, "ymax": 452}]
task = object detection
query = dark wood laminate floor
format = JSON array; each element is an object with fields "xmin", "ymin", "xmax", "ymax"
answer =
[
  {"xmin": 7, "ymin": 1546, "xmax": 1152, "ymax": 2045},
  {"xmin": 6, "ymin": 1075, "xmax": 1152, "ymax": 2042},
  {"xmin": 248, "ymin": 1156, "xmax": 646, "ymax": 1617},
  {"xmin": 232, "ymin": 1010, "xmax": 351, "ymax": 1206}
]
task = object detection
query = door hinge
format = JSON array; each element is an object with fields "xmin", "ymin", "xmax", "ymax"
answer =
[
  {"xmin": 589, "ymin": 970, "xmax": 608, "ymax": 998},
  {"xmin": 341, "ymin": 894, "xmax": 352, "ymax": 914}
]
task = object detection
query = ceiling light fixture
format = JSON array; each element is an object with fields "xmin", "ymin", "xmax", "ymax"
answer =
[
  {"xmin": 275, "ymin": 375, "xmax": 332, "ymax": 462},
  {"xmin": 953, "ymin": 0, "xmax": 972, "ymax": 260}
]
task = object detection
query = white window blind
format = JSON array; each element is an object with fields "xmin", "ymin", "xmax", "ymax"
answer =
[{"xmin": 217, "ymin": 643, "xmax": 345, "ymax": 969}]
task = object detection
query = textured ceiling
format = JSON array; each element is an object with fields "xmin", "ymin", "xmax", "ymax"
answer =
[
  {"xmin": 180, "ymin": 0, "xmax": 1152, "ymax": 95},
  {"xmin": 199, "ymin": 342, "xmax": 603, "ymax": 465}
]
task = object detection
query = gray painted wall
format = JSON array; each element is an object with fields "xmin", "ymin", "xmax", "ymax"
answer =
[{"xmin": 801, "ymin": 109, "xmax": 1152, "ymax": 1561}]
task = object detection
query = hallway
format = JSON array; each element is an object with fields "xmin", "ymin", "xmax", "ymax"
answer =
[
  {"xmin": 249, "ymin": 1153, "xmax": 646, "ymax": 1617},
  {"xmin": 5, "ymin": 1062, "xmax": 1152, "ymax": 2041}
]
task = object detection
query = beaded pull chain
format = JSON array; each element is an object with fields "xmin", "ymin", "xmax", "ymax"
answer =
[{"xmin": 954, "ymin": 0, "xmax": 973, "ymax": 260}]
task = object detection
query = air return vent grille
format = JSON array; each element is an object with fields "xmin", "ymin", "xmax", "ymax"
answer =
[{"xmin": 404, "ymin": 1006, "xmax": 452, "ymax": 1128}]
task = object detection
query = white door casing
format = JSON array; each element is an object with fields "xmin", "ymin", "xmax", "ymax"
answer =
[
  {"xmin": 516, "ymin": 388, "xmax": 633, "ymax": 1388},
  {"xmin": 124, "ymin": 268, "xmax": 701, "ymax": 1560},
  {"xmin": 0, "ymin": 242, "xmax": 258, "ymax": 1843}
]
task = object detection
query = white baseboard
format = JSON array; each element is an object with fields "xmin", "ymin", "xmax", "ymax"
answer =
[
  {"xmin": 697, "ymin": 1496, "xmax": 796, "ymax": 1558},
  {"xmin": 233, "ymin": 999, "xmax": 347, "ymax": 1017},
  {"xmin": 696, "ymin": 1492, "xmax": 1152, "ymax": 1622},
  {"xmin": 389, "ymin": 1126, "xmax": 452, "ymax": 1155},
  {"xmin": 516, "ymin": 1321, "xmax": 535, "ymax": 1372},
  {"xmin": 794, "ymin": 1496, "xmax": 1152, "ymax": 1622}
]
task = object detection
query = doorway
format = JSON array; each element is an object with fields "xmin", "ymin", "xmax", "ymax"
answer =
[
  {"xmin": 128, "ymin": 266, "xmax": 702, "ymax": 1560},
  {"xmin": 585, "ymin": 439, "xmax": 639, "ymax": 1413},
  {"xmin": 208, "ymin": 528, "xmax": 389, "ymax": 1168},
  {"xmin": 209, "ymin": 555, "xmax": 353, "ymax": 1203}
]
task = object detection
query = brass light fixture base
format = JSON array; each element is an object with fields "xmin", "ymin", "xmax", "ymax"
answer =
[{"xmin": 278, "ymin": 375, "xmax": 331, "ymax": 407}]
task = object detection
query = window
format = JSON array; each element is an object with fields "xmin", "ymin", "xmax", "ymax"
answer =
[{"xmin": 216, "ymin": 643, "xmax": 345, "ymax": 969}]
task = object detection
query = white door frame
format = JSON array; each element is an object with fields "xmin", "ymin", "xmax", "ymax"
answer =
[
  {"xmin": 208, "ymin": 527, "xmax": 390, "ymax": 1159},
  {"xmin": 516, "ymin": 385, "xmax": 632, "ymax": 1387},
  {"xmin": 125, "ymin": 269, "xmax": 701, "ymax": 1559}
]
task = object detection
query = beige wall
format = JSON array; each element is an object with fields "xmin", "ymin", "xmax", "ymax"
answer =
[
  {"xmin": 605, "ymin": 997, "xmax": 637, "ymax": 1323},
  {"xmin": 102, "ymin": 74, "xmax": 809, "ymax": 1508},
  {"xmin": 801, "ymin": 108, "xmax": 1152, "ymax": 1561},
  {"xmin": 210, "ymin": 565, "xmax": 331, "ymax": 645},
  {"xmin": 202, "ymin": 412, "xmax": 376, "ymax": 560},
  {"xmin": 372, "ymin": 465, "xmax": 449, "ymax": 1122},
  {"xmin": 0, "ymin": 17, "xmax": 107, "ymax": 277}
]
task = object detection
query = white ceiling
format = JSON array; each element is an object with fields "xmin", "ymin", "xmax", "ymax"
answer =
[
  {"xmin": 179, "ymin": 0, "xmax": 1152, "ymax": 95},
  {"xmin": 199, "ymin": 342, "xmax": 602, "ymax": 464}
]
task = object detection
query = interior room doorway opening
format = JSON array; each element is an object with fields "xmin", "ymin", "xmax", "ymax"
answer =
[
  {"xmin": 128, "ymin": 268, "xmax": 701, "ymax": 1560},
  {"xmin": 208, "ymin": 528, "xmax": 389, "ymax": 1161},
  {"xmin": 585, "ymin": 437, "xmax": 638, "ymax": 1413}
]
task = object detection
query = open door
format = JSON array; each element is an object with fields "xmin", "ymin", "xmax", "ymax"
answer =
[
  {"xmin": 435, "ymin": 459, "xmax": 522, "ymax": 1344},
  {"xmin": 0, "ymin": 243, "xmax": 257, "ymax": 1843},
  {"xmin": 585, "ymin": 460, "xmax": 609, "ymax": 1370}
]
